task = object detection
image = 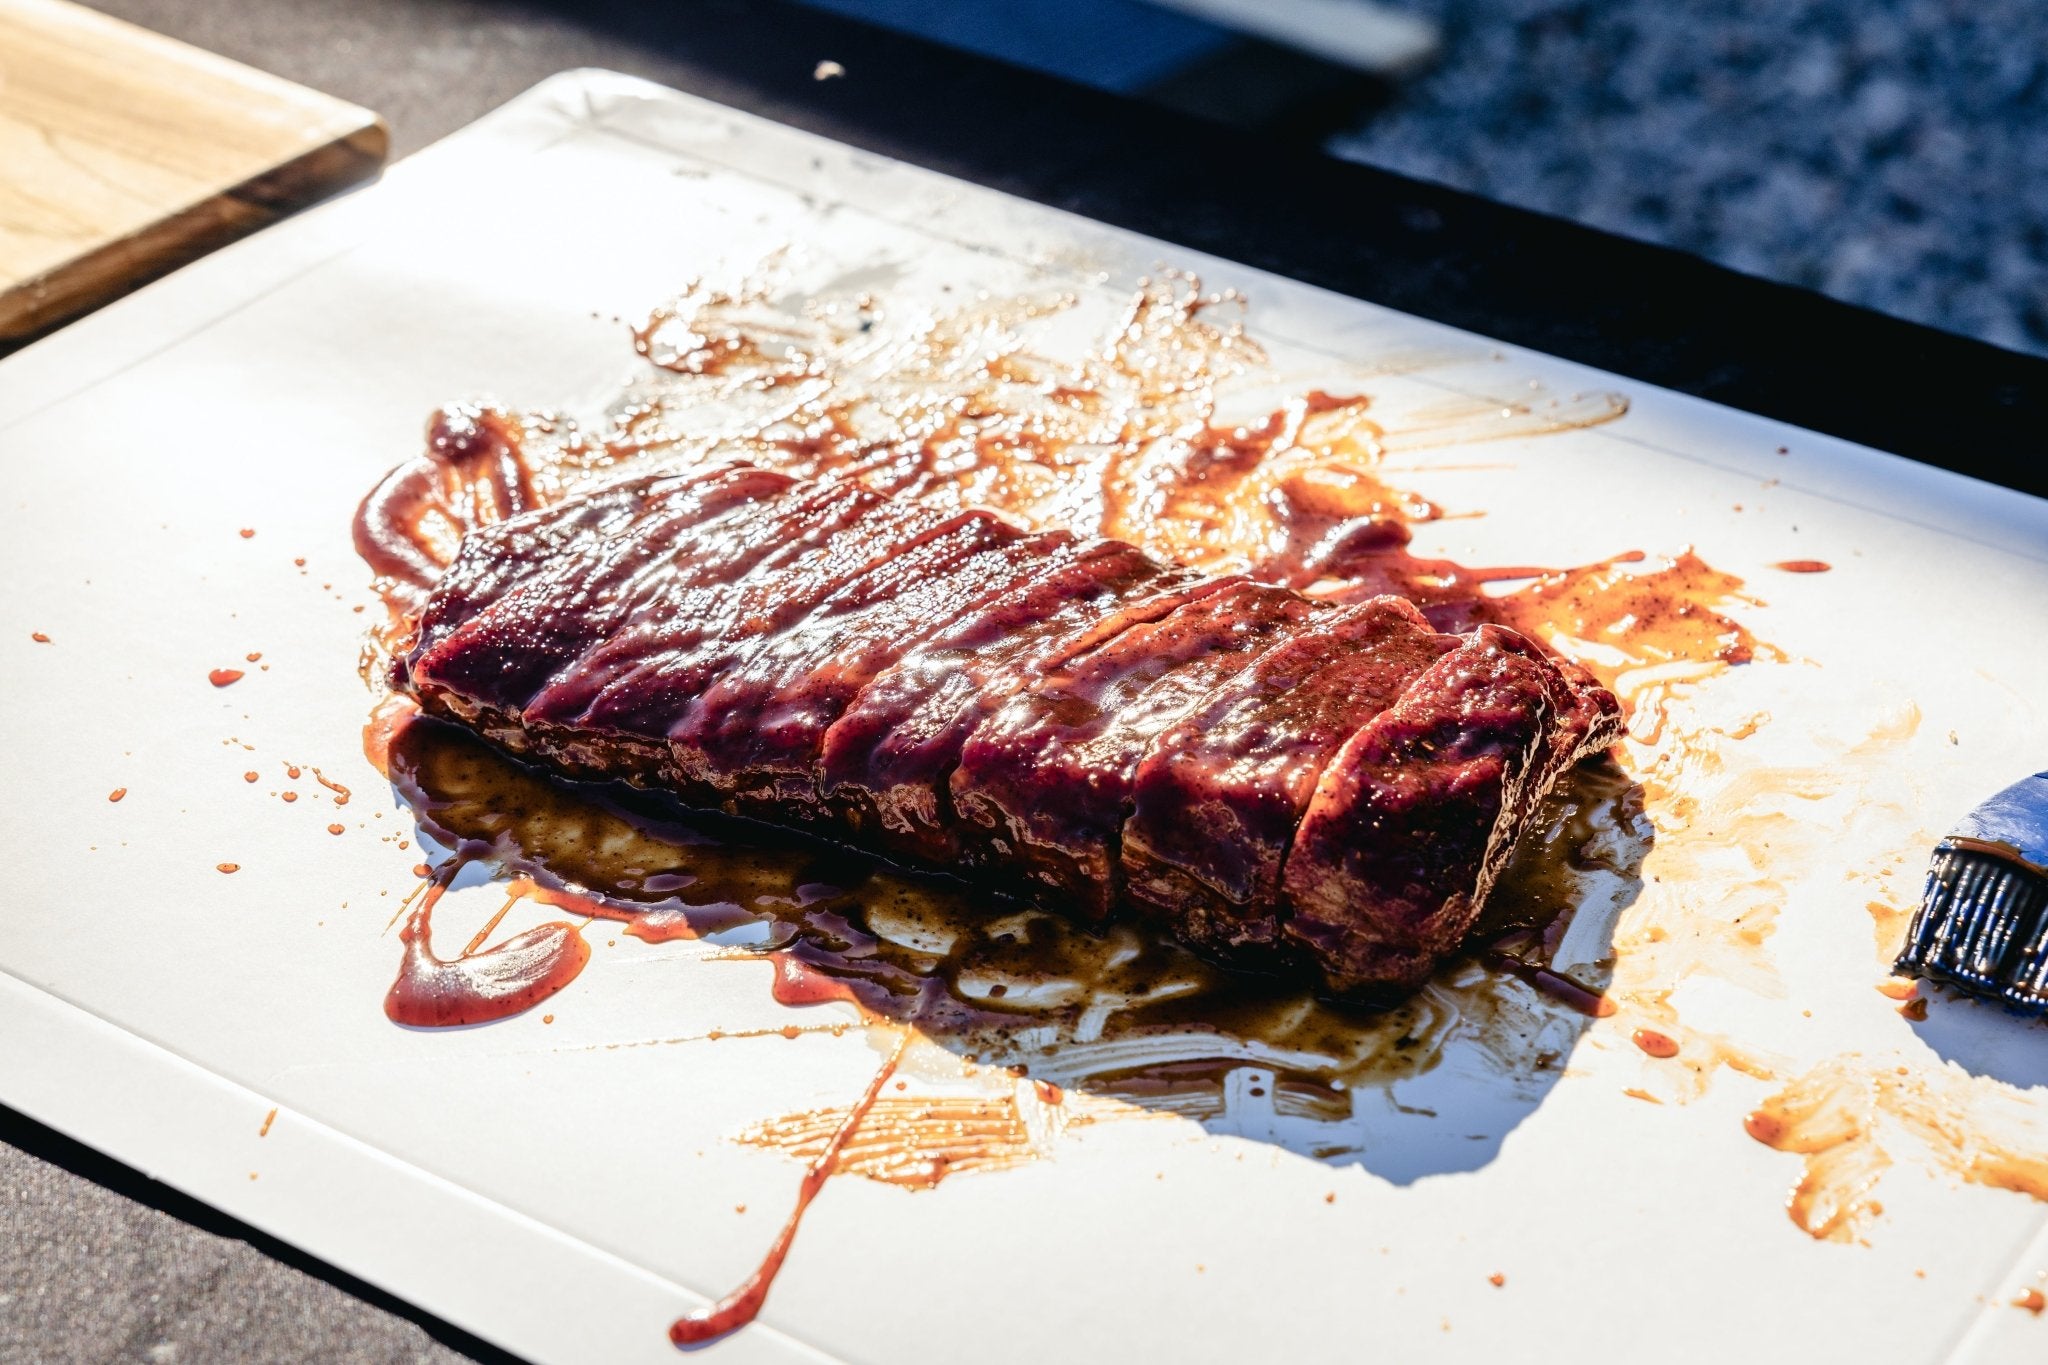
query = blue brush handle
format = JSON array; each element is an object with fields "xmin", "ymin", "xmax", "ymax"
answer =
[{"xmin": 1948, "ymin": 771, "xmax": 2048, "ymax": 874}]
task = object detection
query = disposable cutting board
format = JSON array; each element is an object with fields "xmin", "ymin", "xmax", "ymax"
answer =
[{"xmin": 2, "ymin": 71, "xmax": 2046, "ymax": 1364}]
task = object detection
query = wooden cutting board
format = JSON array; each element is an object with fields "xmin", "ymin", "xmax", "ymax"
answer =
[{"xmin": 0, "ymin": 0, "xmax": 386, "ymax": 347}]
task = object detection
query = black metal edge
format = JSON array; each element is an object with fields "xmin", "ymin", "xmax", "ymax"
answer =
[
  {"xmin": 0, "ymin": 1101, "xmax": 520, "ymax": 1364},
  {"xmin": 533, "ymin": 0, "xmax": 2046, "ymax": 499}
]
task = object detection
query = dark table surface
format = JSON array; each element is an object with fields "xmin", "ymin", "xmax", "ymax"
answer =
[{"xmin": 5, "ymin": 3, "xmax": 2045, "ymax": 1363}]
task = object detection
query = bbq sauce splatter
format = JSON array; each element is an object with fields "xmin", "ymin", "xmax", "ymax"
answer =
[
  {"xmin": 383, "ymin": 861, "xmax": 591, "ymax": 1027},
  {"xmin": 345, "ymin": 275, "xmax": 1843, "ymax": 1341},
  {"xmin": 1744, "ymin": 1055, "xmax": 2048, "ymax": 1242}
]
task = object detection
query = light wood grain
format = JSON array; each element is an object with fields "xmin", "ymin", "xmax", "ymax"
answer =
[{"xmin": 0, "ymin": 0, "xmax": 386, "ymax": 344}]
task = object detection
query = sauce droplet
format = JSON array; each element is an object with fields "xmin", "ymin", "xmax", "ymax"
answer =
[
  {"xmin": 259, "ymin": 1108, "xmax": 277, "ymax": 1137},
  {"xmin": 327, "ymin": 823, "xmax": 346, "ymax": 836},
  {"xmin": 1742, "ymin": 1109, "xmax": 1786, "ymax": 1145},
  {"xmin": 1631, "ymin": 1028, "xmax": 1680, "ymax": 1058},
  {"xmin": 245, "ymin": 651, "xmax": 263, "ymax": 662},
  {"xmin": 2016, "ymin": 1289, "xmax": 2045, "ymax": 1315},
  {"xmin": 239, "ymin": 528, "xmax": 256, "ymax": 539},
  {"xmin": 243, "ymin": 771, "xmax": 259, "ymax": 783},
  {"xmin": 1770, "ymin": 559, "xmax": 1831, "ymax": 573},
  {"xmin": 208, "ymin": 668, "xmax": 244, "ymax": 687},
  {"xmin": 107, "ymin": 788, "xmax": 127, "ymax": 803},
  {"xmin": 30, "ymin": 632, "xmax": 50, "ymax": 643},
  {"xmin": 1488, "ymin": 1273, "xmax": 1506, "ymax": 1288},
  {"xmin": 217, "ymin": 862, "xmax": 240, "ymax": 874}
]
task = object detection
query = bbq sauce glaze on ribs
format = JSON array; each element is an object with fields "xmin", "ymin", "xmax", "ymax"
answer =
[{"xmin": 390, "ymin": 459, "xmax": 1624, "ymax": 996}]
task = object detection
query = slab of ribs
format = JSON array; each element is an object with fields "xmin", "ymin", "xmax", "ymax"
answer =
[{"xmin": 387, "ymin": 458, "xmax": 1624, "ymax": 996}]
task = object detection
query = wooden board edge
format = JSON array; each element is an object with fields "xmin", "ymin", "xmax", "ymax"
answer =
[{"xmin": 0, "ymin": 119, "xmax": 388, "ymax": 348}]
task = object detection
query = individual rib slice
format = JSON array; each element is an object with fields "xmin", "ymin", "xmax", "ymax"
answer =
[
  {"xmin": 1119, "ymin": 595, "xmax": 1458, "ymax": 961},
  {"xmin": 948, "ymin": 579, "xmax": 1317, "ymax": 919},
  {"xmin": 815, "ymin": 541, "xmax": 1192, "ymax": 865},
  {"xmin": 411, "ymin": 465, "xmax": 795, "ymax": 710},
  {"xmin": 1281, "ymin": 624, "xmax": 1621, "ymax": 992},
  {"xmin": 521, "ymin": 476, "xmax": 951, "ymax": 738},
  {"xmin": 669, "ymin": 514, "xmax": 1059, "ymax": 820}
]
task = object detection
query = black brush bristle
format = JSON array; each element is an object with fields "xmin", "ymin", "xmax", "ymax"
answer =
[{"xmin": 1895, "ymin": 846, "xmax": 2048, "ymax": 1013}]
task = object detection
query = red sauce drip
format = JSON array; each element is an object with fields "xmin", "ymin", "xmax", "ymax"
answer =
[
  {"xmin": 1631, "ymin": 1028, "xmax": 1680, "ymax": 1058},
  {"xmin": 766, "ymin": 951, "xmax": 869, "ymax": 1009},
  {"xmin": 217, "ymin": 863, "xmax": 240, "ymax": 874},
  {"xmin": 311, "ymin": 768, "xmax": 352, "ymax": 805},
  {"xmin": 107, "ymin": 788, "xmax": 127, "ymax": 803},
  {"xmin": 238, "ymin": 528, "xmax": 256, "ymax": 539},
  {"xmin": 29, "ymin": 632, "xmax": 50, "ymax": 643},
  {"xmin": 245, "ymin": 651, "xmax": 263, "ymax": 662},
  {"xmin": 242, "ymin": 771, "xmax": 259, "ymax": 783},
  {"xmin": 1771, "ymin": 559, "xmax": 1831, "ymax": 574},
  {"xmin": 209, "ymin": 669, "xmax": 245, "ymax": 687},
  {"xmin": 385, "ymin": 873, "xmax": 591, "ymax": 1027},
  {"xmin": 353, "ymin": 405, "xmax": 542, "ymax": 608},
  {"xmin": 1483, "ymin": 951, "xmax": 1615, "ymax": 1017},
  {"xmin": 669, "ymin": 1037, "xmax": 906, "ymax": 1346},
  {"xmin": 362, "ymin": 694, "xmax": 421, "ymax": 776},
  {"xmin": 327, "ymin": 823, "xmax": 346, "ymax": 836}
]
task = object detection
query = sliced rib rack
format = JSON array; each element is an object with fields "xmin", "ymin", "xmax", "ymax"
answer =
[{"xmin": 393, "ymin": 461, "xmax": 1623, "ymax": 995}]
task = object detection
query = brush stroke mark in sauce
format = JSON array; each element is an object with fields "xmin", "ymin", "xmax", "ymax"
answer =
[{"xmin": 1744, "ymin": 1054, "xmax": 2048, "ymax": 1242}]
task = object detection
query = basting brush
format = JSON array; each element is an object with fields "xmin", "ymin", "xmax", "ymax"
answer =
[{"xmin": 1894, "ymin": 771, "xmax": 2048, "ymax": 1013}]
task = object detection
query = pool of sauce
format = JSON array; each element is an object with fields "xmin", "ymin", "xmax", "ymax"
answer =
[{"xmin": 377, "ymin": 708, "xmax": 1644, "ymax": 1097}]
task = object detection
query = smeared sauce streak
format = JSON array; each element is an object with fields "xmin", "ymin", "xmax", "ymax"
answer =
[
  {"xmin": 669, "ymin": 1033, "xmax": 907, "ymax": 1346},
  {"xmin": 1744, "ymin": 1055, "xmax": 2048, "ymax": 1242},
  {"xmin": 737, "ymin": 1088, "xmax": 1069, "ymax": 1189}
]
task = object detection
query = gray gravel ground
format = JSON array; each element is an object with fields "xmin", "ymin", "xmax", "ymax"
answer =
[
  {"xmin": 1329, "ymin": 0, "xmax": 2048, "ymax": 355},
  {"xmin": 0, "ymin": 1144, "xmax": 461, "ymax": 1365}
]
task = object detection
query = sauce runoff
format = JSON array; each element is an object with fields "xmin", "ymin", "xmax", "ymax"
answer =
[{"xmin": 669, "ymin": 1035, "xmax": 907, "ymax": 1345}]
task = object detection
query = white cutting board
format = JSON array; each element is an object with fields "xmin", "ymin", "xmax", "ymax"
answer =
[{"xmin": 2, "ymin": 71, "xmax": 2046, "ymax": 1364}]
